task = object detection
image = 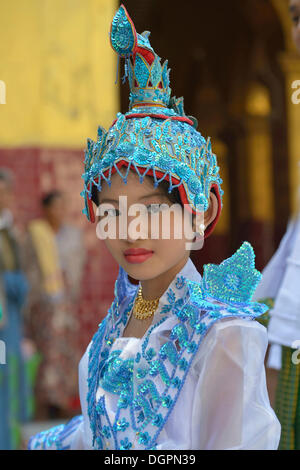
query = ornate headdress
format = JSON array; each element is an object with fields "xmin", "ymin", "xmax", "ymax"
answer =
[{"xmin": 81, "ymin": 5, "xmax": 224, "ymax": 238}]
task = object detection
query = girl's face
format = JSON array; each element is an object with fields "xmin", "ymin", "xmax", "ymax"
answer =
[
  {"xmin": 96, "ymin": 169, "xmax": 217, "ymax": 282},
  {"xmin": 290, "ymin": 0, "xmax": 300, "ymax": 52}
]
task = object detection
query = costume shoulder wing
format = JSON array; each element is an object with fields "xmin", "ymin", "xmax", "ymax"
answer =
[{"xmin": 189, "ymin": 242, "xmax": 268, "ymax": 320}]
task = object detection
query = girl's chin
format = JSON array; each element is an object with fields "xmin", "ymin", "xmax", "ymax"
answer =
[{"xmin": 122, "ymin": 259, "xmax": 162, "ymax": 280}]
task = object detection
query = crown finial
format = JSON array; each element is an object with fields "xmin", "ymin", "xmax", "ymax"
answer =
[
  {"xmin": 110, "ymin": 5, "xmax": 171, "ymax": 109},
  {"xmin": 110, "ymin": 4, "xmax": 137, "ymax": 57}
]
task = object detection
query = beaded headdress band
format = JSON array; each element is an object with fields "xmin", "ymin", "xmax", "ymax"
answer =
[{"xmin": 81, "ymin": 5, "xmax": 224, "ymax": 238}]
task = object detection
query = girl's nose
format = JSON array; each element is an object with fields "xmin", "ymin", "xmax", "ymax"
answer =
[{"xmin": 126, "ymin": 213, "xmax": 149, "ymax": 241}]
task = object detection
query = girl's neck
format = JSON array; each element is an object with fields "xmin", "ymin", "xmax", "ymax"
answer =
[{"xmin": 140, "ymin": 255, "xmax": 189, "ymax": 301}]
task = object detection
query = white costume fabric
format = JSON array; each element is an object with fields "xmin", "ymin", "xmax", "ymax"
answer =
[
  {"xmin": 253, "ymin": 216, "xmax": 300, "ymax": 369},
  {"xmin": 28, "ymin": 255, "xmax": 280, "ymax": 450}
]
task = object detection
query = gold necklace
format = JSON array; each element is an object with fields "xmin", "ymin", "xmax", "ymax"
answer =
[{"xmin": 132, "ymin": 285, "xmax": 160, "ymax": 320}]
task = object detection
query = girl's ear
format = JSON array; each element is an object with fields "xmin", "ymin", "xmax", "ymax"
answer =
[
  {"xmin": 204, "ymin": 191, "xmax": 219, "ymax": 229},
  {"xmin": 191, "ymin": 190, "xmax": 219, "ymax": 235}
]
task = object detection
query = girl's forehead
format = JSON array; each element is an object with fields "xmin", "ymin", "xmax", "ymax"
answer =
[{"xmin": 99, "ymin": 169, "xmax": 164, "ymax": 200}]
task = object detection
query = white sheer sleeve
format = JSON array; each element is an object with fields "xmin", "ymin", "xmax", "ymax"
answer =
[{"xmin": 191, "ymin": 318, "xmax": 281, "ymax": 450}]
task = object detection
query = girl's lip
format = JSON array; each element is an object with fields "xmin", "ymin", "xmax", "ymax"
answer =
[
  {"xmin": 124, "ymin": 251, "xmax": 154, "ymax": 264},
  {"xmin": 123, "ymin": 248, "xmax": 154, "ymax": 256}
]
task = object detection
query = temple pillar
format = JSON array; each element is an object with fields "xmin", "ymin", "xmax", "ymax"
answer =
[
  {"xmin": 244, "ymin": 82, "xmax": 275, "ymax": 265},
  {"xmin": 279, "ymin": 53, "xmax": 300, "ymax": 216}
]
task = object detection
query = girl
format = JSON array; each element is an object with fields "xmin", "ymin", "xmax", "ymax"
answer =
[{"xmin": 28, "ymin": 5, "xmax": 280, "ymax": 450}]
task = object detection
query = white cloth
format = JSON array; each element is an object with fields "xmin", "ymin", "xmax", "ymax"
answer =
[
  {"xmin": 29, "ymin": 256, "xmax": 281, "ymax": 450},
  {"xmin": 267, "ymin": 343, "xmax": 282, "ymax": 371},
  {"xmin": 253, "ymin": 216, "xmax": 300, "ymax": 369},
  {"xmin": 253, "ymin": 217, "xmax": 300, "ymax": 303}
]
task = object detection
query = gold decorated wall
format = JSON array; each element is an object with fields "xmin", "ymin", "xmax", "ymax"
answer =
[{"xmin": 0, "ymin": 0, "xmax": 118, "ymax": 147}]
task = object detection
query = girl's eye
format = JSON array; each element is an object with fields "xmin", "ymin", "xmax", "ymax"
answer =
[
  {"xmin": 292, "ymin": 15, "xmax": 299, "ymax": 25},
  {"xmin": 146, "ymin": 204, "xmax": 165, "ymax": 214},
  {"xmin": 105, "ymin": 208, "xmax": 120, "ymax": 217}
]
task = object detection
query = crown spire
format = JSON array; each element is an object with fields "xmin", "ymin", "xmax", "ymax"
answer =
[{"xmin": 110, "ymin": 4, "xmax": 171, "ymax": 110}]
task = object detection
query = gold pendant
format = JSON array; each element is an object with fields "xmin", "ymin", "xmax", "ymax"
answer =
[{"xmin": 132, "ymin": 286, "xmax": 160, "ymax": 320}]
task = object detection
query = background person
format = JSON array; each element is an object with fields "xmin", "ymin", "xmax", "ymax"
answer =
[
  {"xmin": 23, "ymin": 190, "xmax": 86, "ymax": 420},
  {"xmin": 0, "ymin": 168, "xmax": 28, "ymax": 450}
]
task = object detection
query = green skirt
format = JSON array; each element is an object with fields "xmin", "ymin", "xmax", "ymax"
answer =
[{"xmin": 275, "ymin": 345, "xmax": 300, "ymax": 450}]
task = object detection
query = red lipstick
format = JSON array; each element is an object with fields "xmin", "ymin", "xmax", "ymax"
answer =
[{"xmin": 123, "ymin": 248, "xmax": 154, "ymax": 264}]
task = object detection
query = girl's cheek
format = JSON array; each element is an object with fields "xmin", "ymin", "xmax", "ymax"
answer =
[{"xmin": 103, "ymin": 237, "xmax": 116, "ymax": 248}]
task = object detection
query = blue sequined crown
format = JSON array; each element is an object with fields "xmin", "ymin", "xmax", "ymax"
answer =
[{"xmin": 81, "ymin": 4, "xmax": 223, "ymax": 231}]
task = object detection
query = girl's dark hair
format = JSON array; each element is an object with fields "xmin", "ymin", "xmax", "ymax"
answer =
[{"xmin": 42, "ymin": 190, "xmax": 63, "ymax": 208}]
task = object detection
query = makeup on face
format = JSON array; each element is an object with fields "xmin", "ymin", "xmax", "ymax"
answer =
[{"xmin": 123, "ymin": 248, "xmax": 154, "ymax": 264}]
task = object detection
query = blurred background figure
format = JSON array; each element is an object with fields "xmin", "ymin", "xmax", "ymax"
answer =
[
  {"xmin": 291, "ymin": 0, "xmax": 300, "ymax": 50},
  {"xmin": 0, "ymin": 168, "xmax": 29, "ymax": 450},
  {"xmin": 23, "ymin": 190, "xmax": 86, "ymax": 420},
  {"xmin": 254, "ymin": 0, "xmax": 300, "ymax": 450}
]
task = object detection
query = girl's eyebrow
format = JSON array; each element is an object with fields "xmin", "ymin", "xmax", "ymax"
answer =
[
  {"xmin": 139, "ymin": 191, "xmax": 167, "ymax": 200},
  {"xmin": 99, "ymin": 198, "xmax": 119, "ymax": 204},
  {"xmin": 100, "ymin": 191, "xmax": 167, "ymax": 205},
  {"xmin": 290, "ymin": 5, "xmax": 299, "ymax": 13}
]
